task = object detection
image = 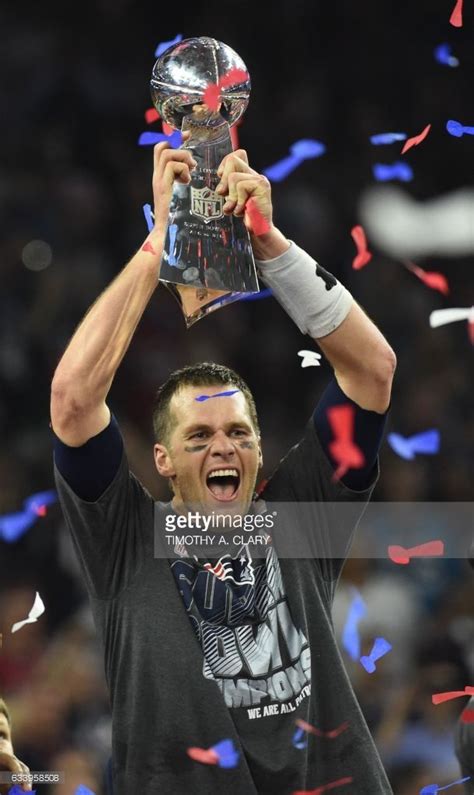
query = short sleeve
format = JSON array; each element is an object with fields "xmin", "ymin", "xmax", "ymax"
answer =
[
  {"xmin": 260, "ymin": 418, "xmax": 378, "ymax": 587},
  {"xmin": 54, "ymin": 449, "xmax": 154, "ymax": 600}
]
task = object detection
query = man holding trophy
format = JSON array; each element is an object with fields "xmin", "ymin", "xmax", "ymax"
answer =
[{"xmin": 50, "ymin": 38, "xmax": 396, "ymax": 794}]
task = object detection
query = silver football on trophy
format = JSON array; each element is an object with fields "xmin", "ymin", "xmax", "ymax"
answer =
[{"xmin": 150, "ymin": 36, "xmax": 251, "ymax": 131}]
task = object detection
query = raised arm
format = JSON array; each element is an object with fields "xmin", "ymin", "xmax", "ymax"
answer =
[
  {"xmin": 216, "ymin": 150, "xmax": 396, "ymax": 413},
  {"xmin": 50, "ymin": 141, "xmax": 196, "ymax": 446}
]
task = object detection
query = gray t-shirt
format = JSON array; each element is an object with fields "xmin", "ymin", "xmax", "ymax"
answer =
[{"xmin": 53, "ymin": 418, "xmax": 393, "ymax": 794}]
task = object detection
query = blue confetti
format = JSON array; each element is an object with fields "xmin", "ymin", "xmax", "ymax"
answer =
[
  {"xmin": 138, "ymin": 130, "xmax": 182, "ymax": 148},
  {"xmin": 342, "ymin": 590, "xmax": 367, "ymax": 660},
  {"xmin": 446, "ymin": 119, "xmax": 474, "ymax": 138},
  {"xmin": 236, "ymin": 288, "xmax": 272, "ymax": 302},
  {"xmin": 168, "ymin": 223, "xmax": 179, "ymax": 266},
  {"xmin": 263, "ymin": 138, "xmax": 326, "ymax": 182},
  {"xmin": 388, "ymin": 430, "xmax": 440, "ymax": 460},
  {"xmin": 370, "ymin": 132, "xmax": 407, "ymax": 145},
  {"xmin": 0, "ymin": 489, "xmax": 58, "ymax": 543},
  {"xmin": 373, "ymin": 162, "xmax": 414, "ymax": 182},
  {"xmin": 142, "ymin": 203, "xmax": 154, "ymax": 233},
  {"xmin": 360, "ymin": 637, "xmax": 392, "ymax": 673},
  {"xmin": 292, "ymin": 727, "xmax": 308, "ymax": 749},
  {"xmin": 211, "ymin": 738, "xmax": 240, "ymax": 769},
  {"xmin": 434, "ymin": 43, "xmax": 459, "ymax": 67},
  {"xmin": 155, "ymin": 34, "xmax": 183, "ymax": 58},
  {"xmin": 8, "ymin": 788, "xmax": 36, "ymax": 795},
  {"xmin": 420, "ymin": 777, "xmax": 471, "ymax": 795},
  {"xmin": 195, "ymin": 390, "xmax": 240, "ymax": 403}
]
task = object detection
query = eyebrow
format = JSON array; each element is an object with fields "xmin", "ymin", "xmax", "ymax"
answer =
[{"xmin": 183, "ymin": 421, "xmax": 252, "ymax": 436}]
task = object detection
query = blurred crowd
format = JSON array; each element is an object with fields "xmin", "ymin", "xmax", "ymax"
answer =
[{"xmin": 0, "ymin": 0, "xmax": 472, "ymax": 792}]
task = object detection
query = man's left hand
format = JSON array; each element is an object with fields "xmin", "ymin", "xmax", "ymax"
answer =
[{"xmin": 216, "ymin": 150, "xmax": 273, "ymax": 234}]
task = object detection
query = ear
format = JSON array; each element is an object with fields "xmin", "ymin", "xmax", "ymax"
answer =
[{"xmin": 154, "ymin": 443, "xmax": 176, "ymax": 479}]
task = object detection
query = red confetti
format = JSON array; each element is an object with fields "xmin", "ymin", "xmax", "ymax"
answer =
[
  {"xmin": 162, "ymin": 122, "xmax": 175, "ymax": 137},
  {"xmin": 219, "ymin": 67, "xmax": 249, "ymax": 89},
  {"xmin": 145, "ymin": 107, "xmax": 160, "ymax": 124},
  {"xmin": 432, "ymin": 686, "xmax": 474, "ymax": 705},
  {"xmin": 293, "ymin": 776, "xmax": 353, "ymax": 795},
  {"xmin": 142, "ymin": 241, "xmax": 156, "ymax": 254},
  {"xmin": 295, "ymin": 719, "xmax": 349, "ymax": 739},
  {"xmin": 34, "ymin": 505, "xmax": 47, "ymax": 517},
  {"xmin": 461, "ymin": 708, "xmax": 474, "ymax": 723},
  {"xmin": 351, "ymin": 225, "xmax": 372, "ymax": 270},
  {"xmin": 187, "ymin": 746, "xmax": 219, "ymax": 765},
  {"xmin": 403, "ymin": 261, "xmax": 449, "ymax": 295},
  {"xmin": 401, "ymin": 124, "xmax": 432, "ymax": 154},
  {"xmin": 387, "ymin": 540, "xmax": 445, "ymax": 564},
  {"xmin": 203, "ymin": 83, "xmax": 221, "ymax": 112},
  {"xmin": 327, "ymin": 405, "xmax": 365, "ymax": 482},
  {"xmin": 246, "ymin": 198, "xmax": 271, "ymax": 236},
  {"xmin": 450, "ymin": 0, "xmax": 463, "ymax": 27}
]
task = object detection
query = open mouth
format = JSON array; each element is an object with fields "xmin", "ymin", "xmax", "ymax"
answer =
[{"xmin": 206, "ymin": 468, "xmax": 241, "ymax": 502}]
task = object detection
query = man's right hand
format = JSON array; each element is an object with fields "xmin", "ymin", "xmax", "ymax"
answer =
[
  {"xmin": 0, "ymin": 750, "xmax": 32, "ymax": 793},
  {"xmin": 152, "ymin": 133, "xmax": 197, "ymax": 234}
]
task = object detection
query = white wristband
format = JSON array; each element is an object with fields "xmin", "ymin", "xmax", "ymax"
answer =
[{"xmin": 255, "ymin": 241, "xmax": 353, "ymax": 338}]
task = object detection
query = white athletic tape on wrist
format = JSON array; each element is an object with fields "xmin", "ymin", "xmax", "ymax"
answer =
[{"xmin": 255, "ymin": 241, "xmax": 353, "ymax": 338}]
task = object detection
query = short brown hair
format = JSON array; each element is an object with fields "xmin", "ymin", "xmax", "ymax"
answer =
[
  {"xmin": 0, "ymin": 697, "xmax": 11, "ymax": 728},
  {"xmin": 152, "ymin": 363, "xmax": 259, "ymax": 445}
]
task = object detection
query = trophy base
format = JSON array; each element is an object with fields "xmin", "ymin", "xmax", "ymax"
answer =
[{"xmin": 162, "ymin": 281, "xmax": 259, "ymax": 328}]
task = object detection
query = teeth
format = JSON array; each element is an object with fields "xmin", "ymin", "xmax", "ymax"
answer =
[{"xmin": 207, "ymin": 469, "xmax": 239, "ymax": 478}]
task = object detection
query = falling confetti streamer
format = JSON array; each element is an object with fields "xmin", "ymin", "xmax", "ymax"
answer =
[
  {"xmin": 370, "ymin": 132, "xmax": 407, "ymax": 145},
  {"xmin": 429, "ymin": 307, "xmax": 474, "ymax": 328},
  {"xmin": 145, "ymin": 107, "xmax": 160, "ymax": 123},
  {"xmin": 403, "ymin": 261, "xmax": 449, "ymax": 295},
  {"xmin": 342, "ymin": 590, "xmax": 367, "ymax": 660},
  {"xmin": 373, "ymin": 162, "xmax": 413, "ymax": 182},
  {"xmin": 432, "ymin": 686, "xmax": 474, "ymax": 705},
  {"xmin": 401, "ymin": 124, "xmax": 432, "ymax": 154},
  {"xmin": 420, "ymin": 777, "xmax": 472, "ymax": 794},
  {"xmin": 292, "ymin": 727, "xmax": 308, "ymax": 749},
  {"xmin": 461, "ymin": 708, "xmax": 474, "ymax": 723},
  {"xmin": 138, "ymin": 130, "xmax": 182, "ymax": 148},
  {"xmin": 263, "ymin": 139, "xmax": 326, "ymax": 182},
  {"xmin": 388, "ymin": 540, "xmax": 445, "ymax": 564},
  {"xmin": 434, "ymin": 43, "xmax": 459, "ymax": 67},
  {"xmin": 245, "ymin": 198, "xmax": 271, "ymax": 236},
  {"xmin": 195, "ymin": 390, "xmax": 240, "ymax": 402},
  {"xmin": 446, "ymin": 119, "xmax": 474, "ymax": 137},
  {"xmin": 295, "ymin": 719, "xmax": 349, "ymax": 739},
  {"xmin": 449, "ymin": 0, "xmax": 463, "ymax": 27},
  {"xmin": 186, "ymin": 746, "xmax": 219, "ymax": 765},
  {"xmin": 11, "ymin": 592, "xmax": 45, "ymax": 633},
  {"xmin": 387, "ymin": 430, "xmax": 440, "ymax": 460},
  {"xmin": 236, "ymin": 288, "xmax": 272, "ymax": 302},
  {"xmin": 351, "ymin": 225, "xmax": 372, "ymax": 270},
  {"xmin": 292, "ymin": 776, "xmax": 353, "ymax": 795},
  {"xmin": 360, "ymin": 637, "xmax": 392, "ymax": 673},
  {"xmin": 0, "ymin": 489, "xmax": 57, "ymax": 543},
  {"xmin": 327, "ymin": 405, "xmax": 365, "ymax": 481},
  {"xmin": 142, "ymin": 204, "xmax": 154, "ymax": 233},
  {"xmin": 155, "ymin": 34, "xmax": 183, "ymax": 57},
  {"xmin": 298, "ymin": 350, "xmax": 322, "ymax": 368}
]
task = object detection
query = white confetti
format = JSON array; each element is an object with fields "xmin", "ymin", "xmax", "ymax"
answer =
[
  {"xmin": 11, "ymin": 591, "xmax": 45, "ymax": 634},
  {"xmin": 429, "ymin": 307, "xmax": 474, "ymax": 327},
  {"xmin": 298, "ymin": 350, "xmax": 322, "ymax": 368}
]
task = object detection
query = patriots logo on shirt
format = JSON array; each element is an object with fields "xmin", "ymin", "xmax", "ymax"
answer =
[{"xmin": 203, "ymin": 547, "xmax": 255, "ymax": 587}]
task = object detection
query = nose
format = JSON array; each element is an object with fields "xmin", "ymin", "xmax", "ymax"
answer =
[{"xmin": 209, "ymin": 430, "xmax": 236, "ymax": 459}]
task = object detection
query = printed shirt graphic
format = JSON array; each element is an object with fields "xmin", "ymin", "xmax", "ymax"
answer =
[
  {"xmin": 53, "ymin": 417, "xmax": 393, "ymax": 795},
  {"xmin": 170, "ymin": 542, "xmax": 311, "ymax": 713}
]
